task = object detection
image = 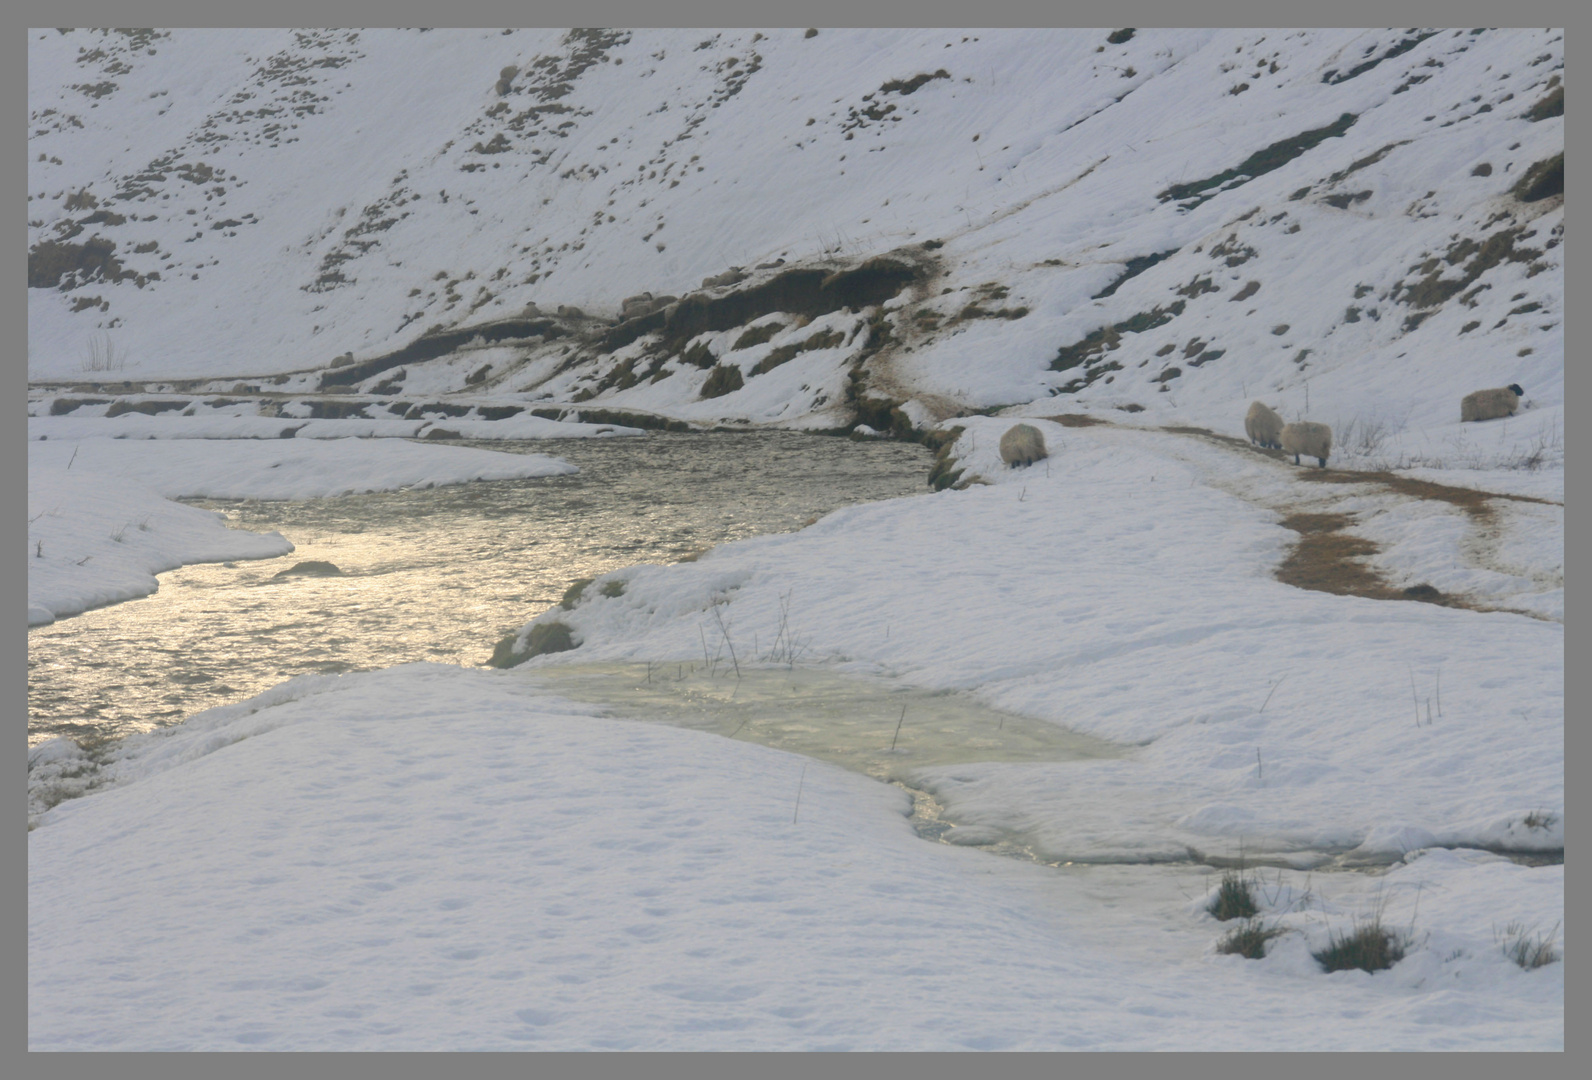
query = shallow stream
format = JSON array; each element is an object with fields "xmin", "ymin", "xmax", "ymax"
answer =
[{"xmin": 27, "ymin": 431, "xmax": 931, "ymax": 746}]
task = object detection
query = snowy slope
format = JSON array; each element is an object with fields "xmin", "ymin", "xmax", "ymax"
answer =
[{"xmin": 29, "ymin": 28, "xmax": 1563, "ymax": 446}]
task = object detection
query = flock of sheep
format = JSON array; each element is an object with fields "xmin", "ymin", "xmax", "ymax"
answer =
[
  {"xmin": 1242, "ymin": 383, "xmax": 1526, "ymax": 467},
  {"xmin": 995, "ymin": 384, "xmax": 1528, "ymax": 471}
]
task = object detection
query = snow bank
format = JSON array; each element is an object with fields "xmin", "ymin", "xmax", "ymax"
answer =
[
  {"xmin": 29, "ymin": 435, "xmax": 576, "ymax": 501},
  {"xmin": 28, "ymin": 436, "xmax": 577, "ymax": 623},
  {"xmin": 505, "ymin": 423, "xmax": 1562, "ymax": 862},
  {"xmin": 30, "ymin": 412, "xmax": 645, "ymax": 442},
  {"xmin": 28, "ymin": 664, "xmax": 1561, "ymax": 1050},
  {"xmin": 27, "ymin": 467, "xmax": 292, "ymax": 625}
]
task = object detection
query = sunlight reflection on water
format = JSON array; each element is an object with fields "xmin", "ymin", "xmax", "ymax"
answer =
[{"xmin": 28, "ymin": 432, "xmax": 930, "ymax": 745}]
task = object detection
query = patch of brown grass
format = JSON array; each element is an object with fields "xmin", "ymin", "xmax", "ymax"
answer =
[
  {"xmin": 1295, "ymin": 468, "xmax": 1554, "ymax": 512},
  {"xmin": 1275, "ymin": 513, "xmax": 1397, "ymax": 600}
]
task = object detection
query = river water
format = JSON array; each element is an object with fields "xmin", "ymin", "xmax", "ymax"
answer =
[{"xmin": 27, "ymin": 431, "xmax": 932, "ymax": 747}]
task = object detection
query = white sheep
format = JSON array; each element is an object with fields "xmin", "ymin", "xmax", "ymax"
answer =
[
  {"xmin": 1280, "ymin": 421, "xmax": 1332, "ymax": 468},
  {"xmin": 1244, "ymin": 401, "xmax": 1284, "ymax": 449},
  {"xmin": 1461, "ymin": 383, "xmax": 1524, "ymax": 422},
  {"xmin": 999, "ymin": 423, "xmax": 1048, "ymax": 468}
]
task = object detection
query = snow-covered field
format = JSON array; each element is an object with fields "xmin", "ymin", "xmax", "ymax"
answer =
[
  {"xmin": 29, "ymin": 26, "xmax": 1561, "ymax": 1051},
  {"xmin": 28, "ymin": 663, "xmax": 1562, "ymax": 1051}
]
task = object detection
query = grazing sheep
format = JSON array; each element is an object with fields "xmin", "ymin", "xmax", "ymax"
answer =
[
  {"xmin": 999, "ymin": 423, "xmax": 1048, "ymax": 468},
  {"xmin": 499, "ymin": 65, "xmax": 519, "ymax": 81},
  {"xmin": 1280, "ymin": 421, "xmax": 1332, "ymax": 468},
  {"xmin": 1244, "ymin": 401, "xmax": 1284, "ymax": 449},
  {"xmin": 1461, "ymin": 384, "xmax": 1525, "ymax": 422}
]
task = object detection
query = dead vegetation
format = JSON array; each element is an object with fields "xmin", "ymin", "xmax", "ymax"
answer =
[
  {"xmin": 1218, "ymin": 920, "xmax": 1288, "ymax": 960},
  {"xmin": 699, "ymin": 363, "xmax": 745, "ymax": 399},
  {"xmin": 1496, "ymin": 921, "xmax": 1561, "ymax": 969},
  {"xmin": 1274, "ymin": 513, "xmax": 1415, "ymax": 602},
  {"xmin": 1313, "ymin": 913, "xmax": 1409, "ymax": 974}
]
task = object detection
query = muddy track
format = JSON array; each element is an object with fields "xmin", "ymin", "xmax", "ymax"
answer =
[{"xmin": 1058, "ymin": 418, "xmax": 1560, "ymax": 618}]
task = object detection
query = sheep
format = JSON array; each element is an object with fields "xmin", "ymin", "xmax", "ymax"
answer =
[
  {"xmin": 620, "ymin": 292, "xmax": 655, "ymax": 319},
  {"xmin": 1244, "ymin": 401, "xmax": 1284, "ymax": 449},
  {"xmin": 1461, "ymin": 384, "xmax": 1524, "ymax": 422},
  {"xmin": 1280, "ymin": 421, "xmax": 1332, "ymax": 468},
  {"xmin": 499, "ymin": 65, "xmax": 519, "ymax": 81},
  {"xmin": 999, "ymin": 423, "xmax": 1048, "ymax": 468}
]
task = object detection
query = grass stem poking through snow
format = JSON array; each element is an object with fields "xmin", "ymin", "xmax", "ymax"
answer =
[
  {"xmin": 891, "ymin": 704, "xmax": 907, "ymax": 751},
  {"xmin": 66, "ymin": 446, "xmax": 79, "ymax": 471},
  {"xmin": 1408, "ymin": 664, "xmax": 1421, "ymax": 727},
  {"xmin": 1257, "ymin": 674, "xmax": 1286, "ymax": 713},
  {"xmin": 711, "ymin": 602, "xmax": 741, "ymax": 680},
  {"xmin": 1496, "ymin": 920, "xmax": 1561, "ymax": 969},
  {"xmin": 1217, "ymin": 919, "xmax": 1287, "ymax": 959},
  {"xmin": 1313, "ymin": 896, "xmax": 1409, "ymax": 974},
  {"xmin": 793, "ymin": 763, "xmax": 807, "ymax": 824}
]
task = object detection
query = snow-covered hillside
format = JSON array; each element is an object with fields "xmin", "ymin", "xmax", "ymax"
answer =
[{"xmin": 29, "ymin": 27, "xmax": 1563, "ymax": 444}]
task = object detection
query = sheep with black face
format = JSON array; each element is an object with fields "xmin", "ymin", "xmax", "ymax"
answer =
[
  {"xmin": 999, "ymin": 423, "xmax": 1048, "ymax": 468},
  {"xmin": 1461, "ymin": 384, "xmax": 1525, "ymax": 422}
]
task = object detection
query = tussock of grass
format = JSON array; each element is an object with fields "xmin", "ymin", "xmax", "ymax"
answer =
[
  {"xmin": 1498, "ymin": 921, "xmax": 1560, "ymax": 970},
  {"xmin": 489, "ymin": 620, "xmax": 577, "ymax": 669},
  {"xmin": 560, "ymin": 578, "xmax": 594, "ymax": 610},
  {"xmin": 1522, "ymin": 809, "xmax": 1558, "ymax": 831},
  {"xmin": 732, "ymin": 322, "xmax": 783, "ymax": 350},
  {"xmin": 1217, "ymin": 920, "xmax": 1286, "ymax": 959},
  {"xmin": 699, "ymin": 363, "xmax": 744, "ymax": 399},
  {"xmin": 1209, "ymin": 870, "xmax": 1260, "ymax": 921},
  {"xmin": 1313, "ymin": 917, "xmax": 1408, "ymax": 973}
]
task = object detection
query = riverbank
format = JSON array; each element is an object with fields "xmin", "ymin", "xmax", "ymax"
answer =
[
  {"xmin": 28, "ymin": 418, "xmax": 1563, "ymax": 1050},
  {"xmin": 26, "ymin": 434, "xmax": 583, "ymax": 626}
]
